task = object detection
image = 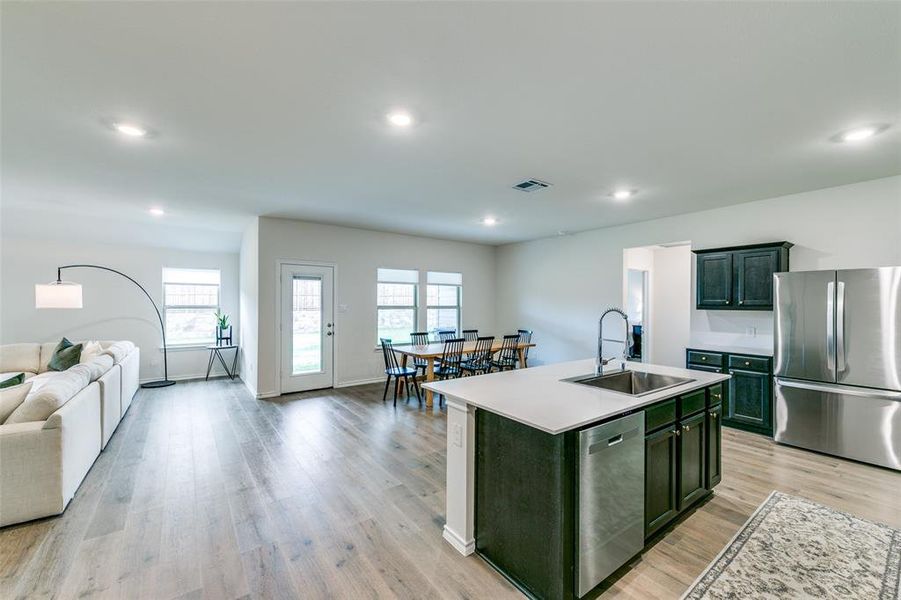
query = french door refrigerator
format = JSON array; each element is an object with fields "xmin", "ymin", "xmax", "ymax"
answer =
[{"xmin": 774, "ymin": 267, "xmax": 901, "ymax": 471}]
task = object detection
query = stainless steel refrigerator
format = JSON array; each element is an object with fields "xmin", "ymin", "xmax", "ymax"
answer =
[{"xmin": 774, "ymin": 267, "xmax": 901, "ymax": 471}]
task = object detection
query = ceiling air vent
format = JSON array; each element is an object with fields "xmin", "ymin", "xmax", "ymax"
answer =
[{"xmin": 512, "ymin": 178, "xmax": 552, "ymax": 192}]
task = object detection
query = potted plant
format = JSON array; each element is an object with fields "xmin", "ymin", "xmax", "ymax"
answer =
[{"xmin": 214, "ymin": 309, "xmax": 230, "ymax": 342}]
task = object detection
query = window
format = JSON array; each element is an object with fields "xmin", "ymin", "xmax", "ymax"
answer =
[
  {"xmin": 427, "ymin": 271, "xmax": 462, "ymax": 335},
  {"xmin": 162, "ymin": 268, "xmax": 221, "ymax": 345},
  {"xmin": 377, "ymin": 268, "xmax": 418, "ymax": 344}
]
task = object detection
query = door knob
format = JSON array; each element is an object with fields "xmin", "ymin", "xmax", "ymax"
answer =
[
  {"xmin": 326, "ymin": 332, "xmax": 333, "ymax": 336},
  {"xmin": 327, "ymin": 323, "xmax": 333, "ymax": 327}
]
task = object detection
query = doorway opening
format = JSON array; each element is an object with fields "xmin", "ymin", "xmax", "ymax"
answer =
[
  {"xmin": 279, "ymin": 263, "xmax": 335, "ymax": 393},
  {"xmin": 622, "ymin": 242, "xmax": 692, "ymax": 368}
]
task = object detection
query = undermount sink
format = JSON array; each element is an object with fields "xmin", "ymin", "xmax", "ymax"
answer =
[{"xmin": 563, "ymin": 370, "xmax": 694, "ymax": 397}]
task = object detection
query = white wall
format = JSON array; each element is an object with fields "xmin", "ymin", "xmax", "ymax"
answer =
[
  {"xmin": 649, "ymin": 245, "xmax": 691, "ymax": 367},
  {"xmin": 0, "ymin": 237, "xmax": 240, "ymax": 382},
  {"xmin": 238, "ymin": 218, "xmax": 260, "ymax": 394},
  {"xmin": 497, "ymin": 176, "xmax": 901, "ymax": 366},
  {"xmin": 251, "ymin": 217, "xmax": 497, "ymax": 396}
]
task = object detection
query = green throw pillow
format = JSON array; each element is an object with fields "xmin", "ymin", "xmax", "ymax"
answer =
[
  {"xmin": 48, "ymin": 337, "xmax": 83, "ymax": 371},
  {"xmin": 0, "ymin": 373, "xmax": 25, "ymax": 388}
]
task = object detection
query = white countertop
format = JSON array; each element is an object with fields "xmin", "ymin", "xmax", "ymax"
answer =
[{"xmin": 423, "ymin": 359, "xmax": 730, "ymax": 435}]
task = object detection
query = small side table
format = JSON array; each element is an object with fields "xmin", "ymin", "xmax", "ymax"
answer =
[{"xmin": 205, "ymin": 344, "xmax": 239, "ymax": 381}]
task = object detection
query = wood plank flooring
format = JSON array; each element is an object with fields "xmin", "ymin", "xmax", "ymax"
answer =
[{"xmin": 2, "ymin": 379, "xmax": 899, "ymax": 599}]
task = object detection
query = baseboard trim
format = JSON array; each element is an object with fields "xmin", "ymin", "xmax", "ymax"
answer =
[
  {"xmin": 256, "ymin": 390, "xmax": 280, "ymax": 399},
  {"xmin": 139, "ymin": 372, "xmax": 238, "ymax": 384},
  {"xmin": 335, "ymin": 376, "xmax": 384, "ymax": 388},
  {"xmin": 443, "ymin": 525, "xmax": 475, "ymax": 556}
]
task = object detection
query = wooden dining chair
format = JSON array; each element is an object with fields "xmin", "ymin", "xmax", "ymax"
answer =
[
  {"xmin": 462, "ymin": 336, "xmax": 495, "ymax": 376},
  {"xmin": 516, "ymin": 329, "xmax": 533, "ymax": 367},
  {"xmin": 437, "ymin": 329, "xmax": 457, "ymax": 342},
  {"xmin": 380, "ymin": 338, "xmax": 421, "ymax": 407},
  {"xmin": 409, "ymin": 331, "xmax": 431, "ymax": 377},
  {"xmin": 434, "ymin": 338, "xmax": 464, "ymax": 407},
  {"xmin": 490, "ymin": 334, "xmax": 521, "ymax": 373}
]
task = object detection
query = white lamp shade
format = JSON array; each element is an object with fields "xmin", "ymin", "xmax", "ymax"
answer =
[{"xmin": 35, "ymin": 281, "xmax": 83, "ymax": 309}]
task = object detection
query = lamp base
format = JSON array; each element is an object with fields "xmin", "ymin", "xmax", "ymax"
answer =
[{"xmin": 141, "ymin": 380, "xmax": 177, "ymax": 389}]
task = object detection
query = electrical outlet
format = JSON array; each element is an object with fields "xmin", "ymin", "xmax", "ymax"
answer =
[{"xmin": 453, "ymin": 424, "xmax": 463, "ymax": 447}]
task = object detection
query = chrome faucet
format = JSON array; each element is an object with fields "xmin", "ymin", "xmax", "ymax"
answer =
[{"xmin": 596, "ymin": 307, "xmax": 631, "ymax": 376}]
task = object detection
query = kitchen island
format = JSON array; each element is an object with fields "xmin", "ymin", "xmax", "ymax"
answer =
[{"xmin": 424, "ymin": 359, "xmax": 730, "ymax": 600}]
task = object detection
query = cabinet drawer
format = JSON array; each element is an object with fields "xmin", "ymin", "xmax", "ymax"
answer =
[
  {"xmin": 728, "ymin": 354, "xmax": 770, "ymax": 373},
  {"xmin": 679, "ymin": 389, "xmax": 706, "ymax": 417},
  {"xmin": 687, "ymin": 350, "xmax": 723, "ymax": 367},
  {"xmin": 707, "ymin": 383, "xmax": 724, "ymax": 406},
  {"xmin": 645, "ymin": 399, "xmax": 676, "ymax": 433}
]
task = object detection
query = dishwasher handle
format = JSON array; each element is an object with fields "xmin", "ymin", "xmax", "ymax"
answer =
[{"xmin": 587, "ymin": 426, "xmax": 640, "ymax": 455}]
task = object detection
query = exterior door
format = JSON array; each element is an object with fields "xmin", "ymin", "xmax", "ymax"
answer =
[
  {"xmin": 773, "ymin": 270, "xmax": 837, "ymax": 382},
  {"xmin": 835, "ymin": 268, "xmax": 901, "ymax": 391},
  {"xmin": 280, "ymin": 264, "xmax": 334, "ymax": 393}
]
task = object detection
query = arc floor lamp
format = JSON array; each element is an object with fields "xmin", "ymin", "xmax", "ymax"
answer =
[{"xmin": 35, "ymin": 264, "xmax": 176, "ymax": 388}]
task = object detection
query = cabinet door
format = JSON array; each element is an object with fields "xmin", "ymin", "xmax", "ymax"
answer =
[
  {"xmin": 727, "ymin": 368, "xmax": 772, "ymax": 433},
  {"xmin": 645, "ymin": 427, "xmax": 678, "ymax": 538},
  {"xmin": 734, "ymin": 248, "xmax": 779, "ymax": 309},
  {"xmin": 678, "ymin": 411, "xmax": 707, "ymax": 509},
  {"xmin": 696, "ymin": 253, "xmax": 733, "ymax": 308},
  {"xmin": 706, "ymin": 402, "xmax": 722, "ymax": 489}
]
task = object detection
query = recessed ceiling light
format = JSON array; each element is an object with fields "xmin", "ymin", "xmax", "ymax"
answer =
[
  {"xmin": 148, "ymin": 207, "xmax": 165, "ymax": 216},
  {"xmin": 387, "ymin": 111, "xmax": 413, "ymax": 127},
  {"xmin": 481, "ymin": 216, "xmax": 498, "ymax": 226},
  {"xmin": 832, "ymin": 124, "xmax": 890, "ymax": 143},
  {"xmin": 612, "ymin": 189, "xmax": 636, "ymax": 201},
  {"xmin": 114, "ymin": 122, "xmax": 148, "ymax": 137}
]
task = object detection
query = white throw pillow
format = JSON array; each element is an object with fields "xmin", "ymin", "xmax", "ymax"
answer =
[
  {"xmin": 5, "ymin": 364, "xmax": 92, "ymax": 423},
  {"xmin": 0, "ymin": 381, "xmax": 33, "ymax": 424},
  {"xmin": 79, "ymin": 340, "xmax": 103, "ymax": 364},
  {"xmin": 84, "ymin": 354, "xmax": 114, "ymax": 381}
]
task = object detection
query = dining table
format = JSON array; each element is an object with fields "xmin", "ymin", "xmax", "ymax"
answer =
[{"xmin": 392, "ymin": 339, "xmax": 536, "ymax": 408}]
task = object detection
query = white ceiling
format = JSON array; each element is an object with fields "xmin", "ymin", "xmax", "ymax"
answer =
[{"xmin": 2, "ymin": 1, "xmax": 900, "ymax": 247}]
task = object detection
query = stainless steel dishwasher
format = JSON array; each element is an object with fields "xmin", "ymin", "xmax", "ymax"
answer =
[{"xmin": 577, "ymin": 412, "xmax": 645, "ymax": 596}]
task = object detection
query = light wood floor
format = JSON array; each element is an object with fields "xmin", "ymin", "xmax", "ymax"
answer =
[{"xmin": 2, "ymin": 379, "xmax": 899, "ymax": 600}]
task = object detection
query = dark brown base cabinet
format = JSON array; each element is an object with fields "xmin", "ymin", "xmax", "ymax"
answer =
[
  {"xmin": 475, "ymin": 383, "xmax": 724, "ymax": 600},
  {"xmin": 687, "ymin": 349, "xmax": 773, "ymax": 436}
]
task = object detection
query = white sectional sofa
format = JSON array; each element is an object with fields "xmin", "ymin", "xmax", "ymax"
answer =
[{"xmin": 0, "ymin": 340, "xmax": 139, "ymax": 527}]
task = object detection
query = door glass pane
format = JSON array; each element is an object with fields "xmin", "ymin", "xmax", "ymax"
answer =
[{"xmin": 292, "ymin": 277, "xmax": 322, "ymax": 374}]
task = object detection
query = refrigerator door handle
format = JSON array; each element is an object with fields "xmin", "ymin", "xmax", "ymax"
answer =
[
  {"xmin": 826, "ymin": 281, "xmax": 835, "ymax": 374},
  {"xmin": 836, "ymin": 281, "xmax": 846, "ymax": 372},
  {"xmin": 777, "ymin": 378, "xmax": 901, "ymax": 400}
]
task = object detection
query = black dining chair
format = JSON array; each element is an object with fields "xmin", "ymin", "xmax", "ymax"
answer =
[
  {"xmin": 380, "ymin": 339, "xmax": 421, "ymax": 407},
  {"xmin": 490, "ymin": 334, "xmax": 521, "ymax": 373},
  {"xmin": 517, "ymin": 329, "xmax": 533, "ymax": 368},
  {"xmin": 462, "ymin": 336, "xmax": 495, "ymax": 376},
  {"xmin": 434, "ymin": 338, "xmax": 464, "ymax": 407},
  {"xmin": 410, "ymin": 331, "xmax": 431, "ymax": 378},
  {"xmin": 462, "ymin": 329, "xmax": 479, "ymax": 342},
  {"xmin": 437, "ymin": 329, "xmax": 457, "ymax": 342}
]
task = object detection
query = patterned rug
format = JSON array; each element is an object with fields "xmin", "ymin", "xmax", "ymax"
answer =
[{"xmin": 682, "ymin": 491, "xmax": 901, "ymax": 600}]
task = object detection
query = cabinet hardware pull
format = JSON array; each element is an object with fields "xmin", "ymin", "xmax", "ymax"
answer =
[
  {"xmin": 711, "ymin": 412, "xmax": 718, "ymax": 419},
  {"xmin": 682, "ymin": 425, "xmax": 690, "ymax": 432},
  {"xmin": 739, "ymin": 300, "xmax": 744, "ymax": 305},
  {"xmin": 745, "ymin": 361, "xmax": 750, "ymax": 366},
  {"xmin": 701, "ymin": 356, "xmax": 707, "ymax": 361},
  {"xmin": 674, "ymin": 429, "xmax": 681, "ymax": 436}
]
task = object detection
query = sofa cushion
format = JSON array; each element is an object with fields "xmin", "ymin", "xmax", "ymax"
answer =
[
  {"xmin": 79, "ymin": 340, "xmax": 103, "ymax": 364},
  {"xmin": 102, "ymin": 341, "xmax": 135, "ymax": 364},
  {"xmin": 0, "ymin": 372, "xmax": 35, "ymax": 382},
  {"xmin": 6, "ymin": 364, "xmax": 92, "ymax": 423},
  {"xmin": 84, "ymin": 355, "xmax": 114, "ymax": 382},
  {"xmin": 48, "ymin": 338, "xmax": 83, "ymax": 372},
  {"xmin": 0, "ymin": 382, "xmax": 33, "ymax": 424},
  {"xmin": 0, "ymin": 373, "xmax": 25, "ymax": 389},
  {"xmin": 0, "ymin": 344, "xmax": 41, "ymax": 375}
]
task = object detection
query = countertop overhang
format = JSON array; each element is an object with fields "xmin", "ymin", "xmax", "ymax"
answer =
[{"xmin": 424, "ymin": 359, "xmax": 731, "ymax": 434}]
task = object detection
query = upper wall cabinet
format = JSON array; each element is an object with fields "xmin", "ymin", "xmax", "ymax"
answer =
[{"xmin": 694, "ymin": 242, "xmax": 792, "ymax": 310}]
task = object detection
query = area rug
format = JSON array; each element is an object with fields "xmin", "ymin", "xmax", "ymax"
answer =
[{"xmin": 682, "ymin": 491, "xmax": 901, "ymax": 600}]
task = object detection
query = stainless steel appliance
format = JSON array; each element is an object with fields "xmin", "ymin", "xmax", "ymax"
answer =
[
  {"xmin": 577, "ymin": 412, "xmax": 645, "ymax": 596},
  {"xmin": 774, "ymin": 267, "xmax": 901, "ymax": 470}
]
